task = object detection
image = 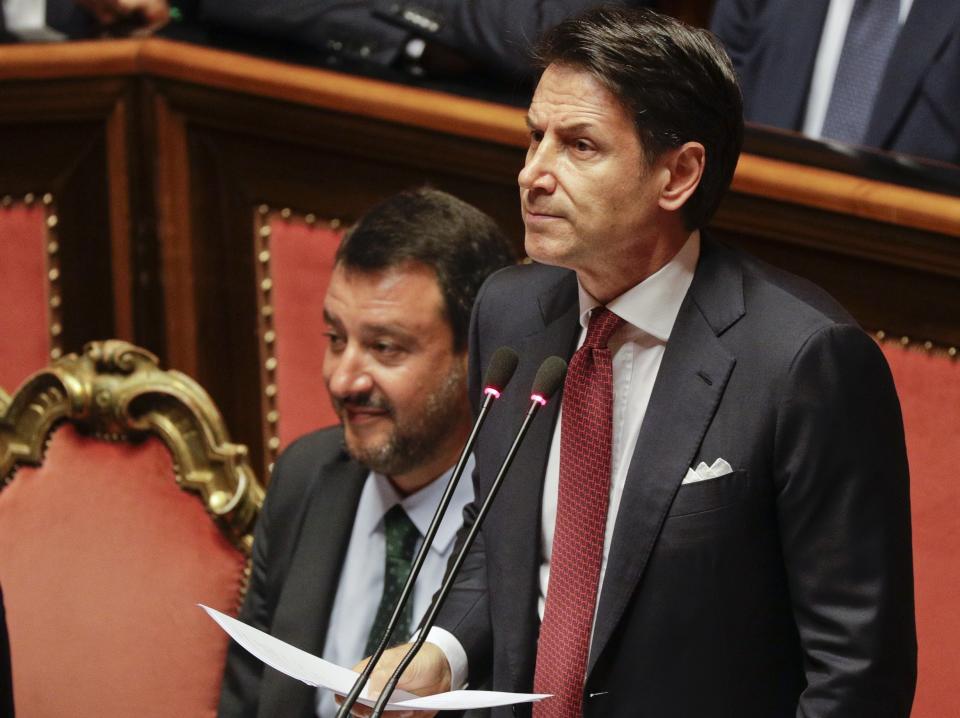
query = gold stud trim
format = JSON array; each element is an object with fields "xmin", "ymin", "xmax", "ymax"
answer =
[
  {"xmin": 874, "ymin": 330, "xmax": 959, "ymax": 361},
  {"xmin": 2, "ymin": 194, "xmax": 64, "ymax": 361},
  {"xmin": 254, "ymin": 207, "xmax": 281, "ymax": 478}
]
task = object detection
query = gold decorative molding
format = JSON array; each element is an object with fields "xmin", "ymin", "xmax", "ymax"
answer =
[
  {"xmin": 873, "ymin": 330, "xmax": 959, "ymax": 360},
  {"xmin": 253, "ymin": 204, "xmax": 345, "ymax": 477},
  {"xmin": 0, "ymin": 340, "xmax": 264, "ymax": 554}
]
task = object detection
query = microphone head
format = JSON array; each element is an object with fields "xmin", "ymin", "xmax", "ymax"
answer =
[
  {"xmin": 530, "ymin": 356, "xmax": 567, "ymax": 405},
  {"xmin": 482, "ymin": 346, "xmax": 520, "ymax": 398}
]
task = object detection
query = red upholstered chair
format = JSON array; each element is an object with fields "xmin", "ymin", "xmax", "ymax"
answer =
[
  {"xmin": 0, "ymin": 341, "xmax": 264, "ymax": 718},
  {"xmin": 0, "ymin": 195, "xmax": 61, "ymax": 392},
  {"xmin": 879, "ymin": 340, "xmax": 960, "ymax": 717},
  {"xmin": 254, "ymin": 207, "xmax": 344, "ymax": 471}
]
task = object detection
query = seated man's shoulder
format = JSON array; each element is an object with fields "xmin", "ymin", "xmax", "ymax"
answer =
[{"xmin": 269, "ymin": 425, "xmax": 351, "ymax": 494}]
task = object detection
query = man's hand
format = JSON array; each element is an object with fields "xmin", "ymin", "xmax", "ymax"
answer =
[
  {"xmin": 342, "ymin": 642, "xmax": 452, "ymax": 718},
  {"xmin": 74, "ymin": 0, "xmax": 170, "ymax": 36}
]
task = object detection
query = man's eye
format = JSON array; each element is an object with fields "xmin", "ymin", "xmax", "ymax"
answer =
[
  {"xmin": 574, "ymin": 139, "xmax": 594, "ymax": 153},
  {"xmin": 373, "ymin": 342, "xmax": 403, "ymax": 357},
  {"xmin": 324, "ymin": 331, "xmax": 345, "ymax": 349},
  {"xmin": 529, "ymin": 130, "xmax": 544, "ymax": 144}
]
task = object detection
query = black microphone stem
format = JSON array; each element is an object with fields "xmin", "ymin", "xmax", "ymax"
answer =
[
  {"xmin": 334, "ymin": 391, "xmax": 499, "ymax": 718},
  {"xmin": 369, "ymin": 397, "xmax": 547, "ymax": 718}
]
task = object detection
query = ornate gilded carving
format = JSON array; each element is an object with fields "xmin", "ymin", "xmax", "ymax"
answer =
[{"xmin": 0, "ymin": 340, "xmax": 264, "ymax": 554}]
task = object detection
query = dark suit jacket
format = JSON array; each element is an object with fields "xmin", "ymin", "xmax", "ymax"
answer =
[
  {"xmin": 434, "ymin": 237, "xmax": 916, "ymax": 717},
  {"xmin": 199, "ymin": 1, "xmax": 655, "ymax": 79},
  {"xmin": 711, "ymin": 0, "xmax": 960, "ymax": 164},
  {"xmin": 218, "ymin": 426, "xmax": 368, "ymax": 718}
]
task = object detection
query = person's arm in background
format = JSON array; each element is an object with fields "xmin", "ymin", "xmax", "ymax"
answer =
[
  {"xmin": 200, "ymin": 0, "xmax": 409, "ymax": 68},
  {"xmin": 370, "ymin": 0, "xmax": 658, "ymax": 79},
  {"xmin": 775, "ymin": 325, "xmax": 916, "ymax": 717}
]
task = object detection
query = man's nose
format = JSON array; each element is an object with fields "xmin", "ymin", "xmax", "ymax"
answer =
[
  {"xmin": 325, "ymin": 347, "xmax": 374, "ymax": 397},
  {"xmin": 518, "ymin": 143, "xmax": 557, "ymax": 194}
]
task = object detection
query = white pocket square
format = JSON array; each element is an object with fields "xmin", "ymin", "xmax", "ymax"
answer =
[{"xmin": 682, "ymin": 458, "xmax": 734, "ymax": 485}]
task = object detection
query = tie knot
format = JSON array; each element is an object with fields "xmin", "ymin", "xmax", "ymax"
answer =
[
  {"xmin": 384, "ymin": 504, "xmax": 419, "ymax": 559},
  {"xmin": 583, "ymin": 307, "xmax": 624, "ymax": 349}
]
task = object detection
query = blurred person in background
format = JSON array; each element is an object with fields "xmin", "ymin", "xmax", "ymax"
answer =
[{"xmin": 711, "ymin": 0, "xmax": 960, "ymax": 164}]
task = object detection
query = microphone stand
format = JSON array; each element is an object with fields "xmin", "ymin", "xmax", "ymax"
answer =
[
  {"xmin": 368, "ymin": 357, "xmax": 567, "ymax": 717},
  {"xmin": 335, "ymin": 350, "xmax": 517, "ymax": 718}
]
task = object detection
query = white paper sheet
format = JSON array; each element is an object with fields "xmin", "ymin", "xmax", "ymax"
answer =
[{"xmin": 200, "ymin": 604, "xmax": 550, "ymax": 711}]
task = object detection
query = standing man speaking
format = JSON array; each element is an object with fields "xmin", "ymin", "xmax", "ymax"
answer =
[{"xmin": 364, "ymin": 7, "xmax": 916, "ymax": 718}]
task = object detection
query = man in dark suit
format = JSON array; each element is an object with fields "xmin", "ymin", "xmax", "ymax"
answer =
[
  {"xmin": 199, "ymin": 0, "xmax": 655, "ymax": 81},
  {"xmin": 711, "ymin": 0, "xmax": 960, "ymax": 164},
  {"xmin": 362, "ymin": 7, "xmax": 916, "ymax": 718},
  {"xmin": 217, "ymin": 188, "xmax": 514, "ymax": 718}
]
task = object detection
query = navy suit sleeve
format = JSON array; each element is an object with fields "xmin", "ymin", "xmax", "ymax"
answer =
[
  {"xmin": 774, "ymin": 325, "xmax": 916, "ymax": 717},
  {"xmin": 201, "ymin": 0, "xmax": 409, "ymax": 67},
  {"xmin": 709, "ymin": 0, "xmax": 763, "ymax": 78}
]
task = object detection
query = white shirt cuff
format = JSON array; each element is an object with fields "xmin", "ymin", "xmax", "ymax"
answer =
[{"xmin": 424, "ymin": 626, "xmax": 469, "ymax": 690}]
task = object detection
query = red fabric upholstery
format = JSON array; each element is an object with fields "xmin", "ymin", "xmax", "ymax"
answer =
[
  {"xmin": 269, "ymin": 217, "xmax": 343, "ymax": 449},
  {"xmin": 881, "ymin": 343, "xmax": 960, "ymax": 717},
  {"xmin": 0, "ymin": 203, "xmax": 50, "ymax": 392},
  {"xmin": 0, "ymin": 424, "xmax": 247, "ymax": 718}
]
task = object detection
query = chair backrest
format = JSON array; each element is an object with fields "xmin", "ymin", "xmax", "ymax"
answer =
[
  {"xmin": 0, "ymin": 340, "xmax": 264, "ymax": 718},
  {"xmin": 0, "ymin": 195, "xmax": 60, "ymax": 392},
  {"xmin": 879, "ymin": 340, "xmax": 960, "ymax": 717},
  {"xmin": 254, "ymin": 207, "xmax": 343, "ymax": 473}
]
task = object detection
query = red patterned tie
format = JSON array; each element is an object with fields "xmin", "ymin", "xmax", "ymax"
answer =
[{"xmin": 534, "ymin": 306, "xmax": 624, "ymax": 718}]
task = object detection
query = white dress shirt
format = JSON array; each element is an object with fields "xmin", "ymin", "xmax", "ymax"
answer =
[
  {"xmin": 803, "ymin": 0, "xmax": 915, "ymax": 138},
  {"xmin": 429, "ymin": 231, "xmax": 700, "ymax": 689},
  {"xmin": 316, "ymin": 457, "xmax": 474, "ymax": 718}
]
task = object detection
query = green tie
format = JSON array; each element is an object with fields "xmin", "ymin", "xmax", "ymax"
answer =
[{"xmin": 364, "ymin": 504, "xmax": 420, "ymax": 657}]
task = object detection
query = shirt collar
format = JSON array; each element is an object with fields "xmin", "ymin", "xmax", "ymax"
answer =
[
  {"xmin": 576, "ymin": 230, "xmax": 700, "ymax": 342},
  {"xmin": 359, "ymin": 455, "xmax": 475, "ymax": 556}
]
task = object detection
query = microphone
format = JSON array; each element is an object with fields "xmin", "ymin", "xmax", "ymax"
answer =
[
  {"xmin": 368, "ymin": 355, "xmax": 568, "ymax": 718},
  {"xmin": 335, "ymin": 346, "xmax": 519, "ymax": 718}
]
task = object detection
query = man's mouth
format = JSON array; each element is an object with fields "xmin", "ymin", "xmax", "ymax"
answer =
[{"xmin": 335, "ymin": 396, "xmax": 392, "ymax": 425}]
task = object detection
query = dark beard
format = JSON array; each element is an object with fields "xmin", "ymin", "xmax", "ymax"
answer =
[{"xmin": 337, "ymin": 364, "xmax": 467, "ymax": 478}]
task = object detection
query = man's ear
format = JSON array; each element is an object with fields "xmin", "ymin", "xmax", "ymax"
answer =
[{"xmin": 658, "ymin": 142, "xmax": 705, "ymax": 213}]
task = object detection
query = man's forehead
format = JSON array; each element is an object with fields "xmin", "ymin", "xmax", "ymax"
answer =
[
  {"xmin": 528, "ymin": 64, "xmax": 627, "ymax": 127},
  {"xmin": 324, "ymin": 262, "xmax": 446, "ymax": 325}
]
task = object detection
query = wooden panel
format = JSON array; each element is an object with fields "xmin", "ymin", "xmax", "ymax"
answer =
[{"xmin": 0, "ymin": 74, "xmax": 138, "ymax": 356}]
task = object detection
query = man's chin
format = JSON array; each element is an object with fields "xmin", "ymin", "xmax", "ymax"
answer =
[{"xmin": 524, "ymin": 232, "xmax": 576, "ymax": 268}]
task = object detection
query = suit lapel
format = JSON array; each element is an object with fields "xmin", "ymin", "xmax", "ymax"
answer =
[
  {"xmin": 489, "ymin": 271, "xmax": 580, "ymax": 691},
  {"xmin": 588, "ymin": 239, "xmax": 742, "ymax": 674},
  {"xmin": 749, "ymin": 0, "xmax": 830, "ymax": 129},
  {"xmin": 865, "ymin": 0, "xmax": 960, "ymax": 147},
  {"xmin": 260, "ymin": 450, "xmax": 367, "ymax": 717}
]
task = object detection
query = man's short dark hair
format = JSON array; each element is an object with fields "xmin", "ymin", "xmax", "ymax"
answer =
[
  {"xmin": 335, "ymin": 187, "xmax": 516, "ymax": 351},
  {"xmin": 534, "ymin": 6, "xmax": 743, "ymax": 230}
]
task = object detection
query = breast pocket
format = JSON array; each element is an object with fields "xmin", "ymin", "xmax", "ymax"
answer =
[
  {"xmin": 667, "ymin": 469, "xmax": 751, "ymax": 518},
  {"xmin": 662, "ymin": 470, "xmax": 765, "ymax": 546}
]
